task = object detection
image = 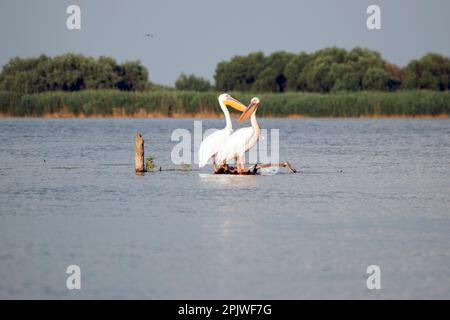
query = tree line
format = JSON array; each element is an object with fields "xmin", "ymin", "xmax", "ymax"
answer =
[
  {"xmin": 0, "ymin": 53, "xmax": 149, "ymax": 94},
  {"xmin": 1, "ymin": 48, "xmax": 449, "ymax": 94},
  {"xmin": 214, "ymin": 48, "xmax": 450, "ymax": 93}
]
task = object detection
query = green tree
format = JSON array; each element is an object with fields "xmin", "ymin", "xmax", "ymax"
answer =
[
  {"xmin": 44, "ymin": 53, "xmax": 85, "ymax": 91},
  {"xmin": 254, "ymin": 51, "xmax": 295, "ymax": 92},
  {"xmin": 330, "ymin": 64, "xmax": 360, "ymax": 91},
  {"xmin": 214, "ymin": 51, "xmax": 266, "ymax": 91},
  {"xmin": 0, "ymin": 54, "xmax": 149, "ymax": 93},
  {"xmin": 0, "ymin": 55, "xmax": 50, "ymax": 93},
  {"xmin": 284, "ymin": 52, "xmax": 310, "ymax": 91},
  {"xmin": 115, "ymin": 60, "xmax": 149, "ymax": 91},
  {"xmin": 403, "ymin": 53, "xmax": 450, "ymax": 90},
  {"xmin": 362, "ymin": 67, "xmax": 389, "ymax": 90},
  {"xmin": 383, "ymin": 61, "xmax": 404, "ymax": 91},
  {"xmin": 213, "ymin": 47, "xmax": 397, "ymax": 93},
  {"xmin": 302, "ymin": 47, "xmax": 348, "ymax": 92},
  {"xmin": 83, "ymin": 56, "xmax": 118, "ymax": 89},
  {"xmin": 175, "ymin": 73, "xmax": 211, "ymax": 91}
]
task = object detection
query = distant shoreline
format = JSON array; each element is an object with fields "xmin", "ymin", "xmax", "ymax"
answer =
[{"xmin": 1, "ymin": 112, "xmax": 449, "ymax": 119}]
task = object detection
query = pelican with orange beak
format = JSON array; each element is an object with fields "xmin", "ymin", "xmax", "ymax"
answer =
[
  {"xmin": 198, "ymin": 93, "xmax": 247, "ymax": 169},
  {"xmin": 215, "ymin": 97, "xmax": 261, "ymax": 173}
]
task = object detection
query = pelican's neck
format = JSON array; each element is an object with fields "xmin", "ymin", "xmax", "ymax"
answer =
[
  {"xmin": 219, "ymin": 100, "xmax": 232, "ymax": 130},
  {"xmin": 251, "ymin": 112, "xmax": 260, "ymax": 136}
]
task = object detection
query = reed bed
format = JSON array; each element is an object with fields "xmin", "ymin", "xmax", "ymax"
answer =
[{"xmin": 1, "ymin": 90, "xmax": 449, "ymax": 117}]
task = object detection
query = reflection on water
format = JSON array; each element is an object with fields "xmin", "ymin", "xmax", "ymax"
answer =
[
  {"xmin": 198, "ymin": 173, "xmax": 260, "ymax": 189},
  {"xmin": 1, "ymin": 118, "xmax": 450, "ymax": 299}
]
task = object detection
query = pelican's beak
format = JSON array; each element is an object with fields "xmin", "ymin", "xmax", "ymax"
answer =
[
  {"xmin": 224, "ymin": 96, "xmax": 247, "ymax": 113},
  {"xmin": 239, "ymin": 101, "xmax": 259, "ymax": 122}
]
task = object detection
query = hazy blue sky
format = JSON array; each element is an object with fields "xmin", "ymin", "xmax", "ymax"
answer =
[{"xmin": 1, "ymin": 0, "xmax": 449, "ymax": 85}]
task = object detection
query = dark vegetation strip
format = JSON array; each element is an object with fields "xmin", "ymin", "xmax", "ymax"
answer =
[{"xmin": 1, "ymin": 90, "xmax": 449, "ymax": 117}]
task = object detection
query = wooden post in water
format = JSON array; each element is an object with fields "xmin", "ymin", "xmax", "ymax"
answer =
[{"xmin": 135, "ymin": 132, "xmax": 145, "ymax": 173}]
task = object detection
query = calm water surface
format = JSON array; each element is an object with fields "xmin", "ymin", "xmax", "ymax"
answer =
[{"xmin": 0, "ymin": 118, "xmax": 450, "ymax": 299}]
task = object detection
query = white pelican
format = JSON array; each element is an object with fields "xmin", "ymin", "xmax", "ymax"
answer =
[
  {"xmin": 198, "ymin": 93, "xmax": 247, "ymax": 169},
  {"xmin": 216, "ymin": 97, "xmax": 261, "ymax": 173}
]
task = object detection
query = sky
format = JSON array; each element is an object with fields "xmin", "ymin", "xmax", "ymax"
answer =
[{"xmin": 1, "ymin": 0, "xmax": 449, "ymax": 86}]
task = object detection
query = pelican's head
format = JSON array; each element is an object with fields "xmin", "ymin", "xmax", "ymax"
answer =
[
  {"xmin": 218, "ymin": 93, "xmax": 247, "ymax": 112},
  {"xmin": 239, "ymin": 97, "xmax": 260, "ymax": 122}
]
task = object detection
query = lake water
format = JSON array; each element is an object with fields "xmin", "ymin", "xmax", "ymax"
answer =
[{"xmin": 0, "ymin": 118, "xmax": 450, "ymax": 299}]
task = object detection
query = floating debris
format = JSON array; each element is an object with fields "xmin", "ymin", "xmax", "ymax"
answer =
[{"xmin": 145, "ymin": 155, "xmax": 156, "ymax": 172}]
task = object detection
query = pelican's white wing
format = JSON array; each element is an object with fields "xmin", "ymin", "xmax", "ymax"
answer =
[
  {"xmin": 198, "ymin": 128, "xmax": 233, "ymax": 167},
  {"xmin": 216, "ymin": 127, "xmax": 256, "ymax": 163}
]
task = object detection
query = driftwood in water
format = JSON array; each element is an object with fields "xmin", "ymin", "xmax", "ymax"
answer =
[
  {"xmin": 214, "ymin": 162, "xmax": 297, "ymax": 175},
  {"xmin": 134, "ymin": 132, "xmax": 145, "ymax": 172}
]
